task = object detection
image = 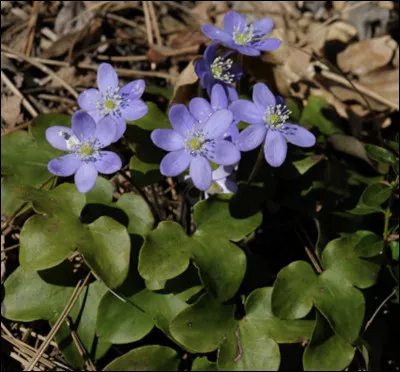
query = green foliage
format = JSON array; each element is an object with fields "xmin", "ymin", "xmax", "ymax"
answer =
[
  {"xmin": 349, "ymin": 182, "xmax": 392, "ymax": 215},
  {"xmin": 1, "ymin": 113, "xmax": 66, "ymax": 217},
  {"xmin": 139, "ymin": 196, "xmax": 261, "ymax": 302},
  {"xmin": 103, "ymin": 345, "xmax": 180, "ymax": 371},
  {"xmin": 272, "ymin": 232, "xmax": 384, "ymax": 370},
  {"xmin": 365, "ymin": 144, "xmax": 397, "ymax": 165},
  {"xmin": 3, "ymin": 264, "xmax": 110, "ymax": 369},
  {"xmin": 17, "ymin": 184, "xmax": 130, "ymax": 288}
]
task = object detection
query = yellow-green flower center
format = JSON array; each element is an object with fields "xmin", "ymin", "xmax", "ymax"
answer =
[
  {"xmin": 235, "ymin": 33, "xmax": 248, "ymax": 45},
  {"xmin": 80, "ymin": 144, "xmax": 94, "ymax": 157},
  {"xmin": 269, "ymin": 114, "xmax": 280, "ymax": 126},
  {"xmin": 211, "ymin": 64, "xmax": 223, "ymax": 76},
  {"xmin": 190, "ymin": 138, "xmax": 202, "ymax": 150},
  {"xmin": 105, "ymin": 99, "xmax": 116, "ymax": 109}
]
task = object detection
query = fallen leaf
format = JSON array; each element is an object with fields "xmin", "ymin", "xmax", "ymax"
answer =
[
  {"xmin": 337, "ymin": 36, "xmax": 397, "ymax": 76},
  {"xmin": 325, "ymin": 21, "xmax": 358, "ymax": 44},
  {"xmin": 169, "ymin": 58, "xmax": 200, "ymax": 107},
  {"xmin": 1, "ymin": 95, "xmax": 23, "ymax": 129},
  {"xmin": 54, "ymin": 1, "xmax": 91, "ymax": 36}
]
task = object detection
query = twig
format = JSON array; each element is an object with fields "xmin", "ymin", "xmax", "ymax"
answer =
[
  {"xmin": 65, "ymin": 317, "xmax": 96, "ymax": 371},
  {"xmin": 23, "ymin": 1, "xmax": 40, "ymax": 56},
  {"xmin": 105, "ymin": 13, "xmax": 147, "ymax": 35},
  {"xmin": 320, "ymin": 70, "xmax": 399, "ymax": 111},
  {"xmin": 1, "ymin": 71, "xmax": 38, "ymax": 117},
  {"xmin": 1, "ymin": 243, "xmax": 20, "ymax": 253},
  {"xmin": 78, "ymin": 62, "xmax": 173, "ymax": 80},
  {"xmin": 1, "ymin": 44, "xmax": 79, "ymax": 99},
  {"xmin": 363, "ymin": 289, "xmax": 396, "ymax": 333},
  {"xmin": 97, "ymin": 54, "xmax": 148, "ymax": 62},
  {"xmin": 148, "ymin": 1, "xmax": 163, "ymax": 46},
  {"xmin": 142, "ymin": 1, "xmax": 155, "ymax": 45},
  {"xmin": 295, "ymin": 229, "xmax": 323, "ymax": 273},
  {"xmin": 1, "ymin": 120, "xmax": 33, "ymax": 137},
  {"xmin": 24, "ymin": 273, "xmax": 91, "ymax": 371}
]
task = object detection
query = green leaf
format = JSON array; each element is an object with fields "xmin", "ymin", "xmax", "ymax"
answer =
[
  {"xmin": 139, "ymin": 197, "xmax": 262, "ymax": 302},
  {"xmin": 293, "ymin": 155, "xmax": 325, "ymax": 176},
  {"xmin": 129, "ymin": 155, "xmax": 162, "ymax": 186},
  {"xmin": 3, "ymin": 265, "xmax": 111, "ymax": 369},
  {"xmin": 365, "ymin": 144, "xmax": 397, "ymax": 165},
  {"xmin": 218, "ymin": 324, "xmax": 280, "ymax": 371},
  {"xmin": 96, "ymin": 292, "xmax": 154, "ymax": 344},
  {"xmin": 303, "ymin": 312, "xmax": 355, "ymax": 371},
  {"xmin": 349, "ymin": 183, "xmax": 392, "ymax": 215},
  {"xmin": 126, "ymin": 106, "xmax": 166, "ymax": 186},
  {"xmin": 285, "ymin": 97, "xmax": 302, "ymax": 122},
  {"xmin": 169, "ymin": 294, "xmax": 236, "ymax": 353},
  {"xmin": 103, "ymin": 345, "xmax": 180, "ymax": 371},
  {"xmin": 271, "ymin": 231, "xmax": 384, "ymax": 345},
  {"xmin": 127, "ymin": 102, "xmax": 170, "ymax": 130},
  {"xmin": 139, "ymin": 221, "xmax": 192, "ymax": 281},
  {"xmin": 1, "ymin": 113, "xmax": 67, "ymax": 217},
  {"xmin": 53, "ymin": 280, "xmax": 111, "ymax": 368},
  {"xmin": 300, "ymin": 96, "xmax": 342, "ymax": 136},
  {"xmin": 145, "ymin": 84, "xmax": 173, "ymax": 100},
  {"xmin": 271, "ymin": 261, "xmax": 317, "ymax": 319},
  {"xmin": 217, "ymin": 287, "xmax": 313, "ymax": 371},
  {"xmin": 191, "ymin": 357, "xmax": 217, "ymax": 371},
  {"xmin": 18, "ymin": 184, "xmax": 131, "ymax": 288},
  {"xmin": 390, "ymin": 241, "xmax": 399, "ymax": 261},
  {"xmin": 322, "ymin": 233, "xmax": 382, "ymax": 289}
]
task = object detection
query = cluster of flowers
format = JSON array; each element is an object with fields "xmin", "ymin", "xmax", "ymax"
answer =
[
  {"xmin": 151, "ymin": 10, "xmax": 316, "ymax": 191},
  {"xmin": 46, "ymin": 10, "xmax": 315, "ymax": 194},
  {"xmin": 46, "ymin": 64, "xmax": 148, "ymax": 193}
]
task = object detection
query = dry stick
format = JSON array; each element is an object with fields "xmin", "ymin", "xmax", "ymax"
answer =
[
  {"xmin": 10, "ymin": 352, "xmax": 42, "ymax": 371},
  {"xmin": 23, "ymin": 0, "xmax": 40, "ymax": 56},
  {"xmin": 142, "ymin": 1, "xmax": 155, "ymax": 45},
  {"xmin": 295, "ymin": 229, "xmax": 323, "ymax": 274},
  {"xmin": 78, "ymin": 62, "xmax": 173, "ymax": 80},
  {"xmin": 2, "ymin": 335, "xmax": 55, "ymax": 370},
  {"xmin": 1, "ymin": 71, "xmax": 38, "ymax": 117},
  {"xmin": 97, "ymin": 54, "xmax": 149, "ymax": 62},
  {"xmin": 24, "ymin": 273, "xmax": 91, "ymax": 371},
  {"xmin": 105, "ymin": 13, "xmax": 147, "ymax": 35},
  {"xmin": 320, "ymin": 70, "xmax": 399, "ymax": 111},
  {"xmin": 363, "ymin": 289, "xmax": 396, "ymax": 333},
  {"xmin": 148, "ymin": 1, "xmax": 163, "ymax": 46},
  {"xmin": 65, "ymin": 317, "xmax": 96, "ymax": 371},
  {"xmin": 1, "ymin": 120, "xmax": 33, "ymax": 136},
  {"xmin": 1, "ymin": 44, "xmax": 79, "ymax": 99}
]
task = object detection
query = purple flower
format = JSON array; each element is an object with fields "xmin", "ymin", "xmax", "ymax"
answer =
[
  {"xmin": 231, "ymin": 83, "xmax": 316, "ymax": 167},
  {"xmin": 189, "ymin": 83, "xmax": 240, "ymax": 141},
  {"xmin": 151, "ymin": 102, "xmax": 241, "ymax": 191},
  {"xmin": 195, "ymin": 42, "xmax": 242, "ymax": 99},
  {"xmin": 206, "ymin": 165, "xmax": 238, "ymax": 196},
  {"xmin": 46, "ymin": 111, "xmax": 122, "ymax": 193},
  {"xmin": 78, "ymin": 63, "xmax": 148, "ymax": 143},
  {"xmin": 201, "ymin": 10, "xmax": 281, "ymax": 57}
]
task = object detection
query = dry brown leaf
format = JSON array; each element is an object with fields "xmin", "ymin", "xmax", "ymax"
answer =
[
  {"xmin": 50, "ymin": 66, "xmax": 95, "ymax": 89},
  {"xmin": 169, "ymin": 57, "xmax": 201, "ymax": 107},
  {"xmin": 55, "ymin": 0, "xmax": 91, "ymax": 36},
  {"xmin": 337, "ymin": 36, "xmax": 398, "ymax": 76},
  {"xmin": 309, "ymin": 87, "xmax": 349, "ymax": 119},
  {"xmin": 1, "ymin": 95, "xmax": 23, "ymax": 128},
  {"xmin": 191, "ymin": 1, "xmax": 213, "ymax": 24},
  {"xmin": 359, "ymin": 67, "xmax": 399, "ymax": 107},
  {"xmin": 168, "ymin": 30, "xmax": 210, "ymax": 50},
  {"xmin": 325, "ymin": 21, "xmax": 358, "ymax": 44}
]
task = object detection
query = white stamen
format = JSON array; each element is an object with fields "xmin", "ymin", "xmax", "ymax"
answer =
[
  {"xmin": 232, "ymin": 24, "xmax": 255, "ymax": 45},
  {"xmin": 211, "ymin": 56, "xmax": 236, "ymax": 83}
]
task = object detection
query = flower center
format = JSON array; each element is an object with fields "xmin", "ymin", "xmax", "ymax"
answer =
[
  {"xmin": 184, "ymin": 130, "xmax": 208, "ymax": 156},
  {"xmin": 263, "ymin": 104, "xmax": 292, "ymax": 129},
  {"xmin": 95, "ymin": 86, "xmax": 124, "ymax": 117},
  {"xmin": 210, "ymin": 57, "xmax": 235, "ymax": 83},
  {"xmin": 233, "ymin": 25, "xmax": 255, "ymax": 45},
  {"xmin": 190, "ymin": 138, "xmax": 202, "ymax": 150},
  {"xmin": 80, "ymin": 144, "xmax": 94, "ymax": 157},
  {"xmin": 104, "ymin": 99, "xmax": 116, "ymax": 110}
]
